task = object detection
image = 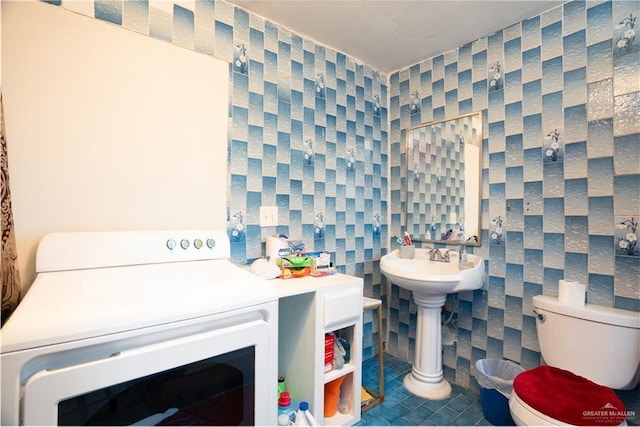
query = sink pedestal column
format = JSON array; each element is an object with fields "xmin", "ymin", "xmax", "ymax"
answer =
[{"xmin": 403, "ymin": 292, "xmax": 452, "ymax": 400}]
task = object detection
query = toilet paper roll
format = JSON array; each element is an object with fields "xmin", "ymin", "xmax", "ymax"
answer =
[
  {"xmin": 558, "ymin": 279, "xmax": 586, "ymax": 307},
  {"xmin": 265, "ymin": 236, "xmax": 288, "ymax": 264}
]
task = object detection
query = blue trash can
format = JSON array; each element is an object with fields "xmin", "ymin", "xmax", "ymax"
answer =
[{"xmin": 475, "ymin": 359, "xmax": 525, "ymax": 426}]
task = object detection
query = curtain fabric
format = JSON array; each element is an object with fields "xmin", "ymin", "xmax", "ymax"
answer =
[{"xmin": 1, "ymin": 93, "xmax": 21, "ymax": 326}]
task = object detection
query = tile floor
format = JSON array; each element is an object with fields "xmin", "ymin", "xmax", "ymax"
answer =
[
  {"xmin": 357, "ymin": 354, "xmax": 489, "ymax": 426},
  {"xmin": 357, "ymin": 353, "xmax": 640, "ymax": 426}
]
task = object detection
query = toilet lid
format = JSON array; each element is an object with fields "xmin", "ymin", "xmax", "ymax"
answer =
[{"xmin": 513, "ymin": 366, "xmax": 627, "ymax": 426}]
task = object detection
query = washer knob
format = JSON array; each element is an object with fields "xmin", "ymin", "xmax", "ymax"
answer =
[
  {"xmin": 206, "ymin": 238, "xmax": 216, "ymax": 249},
  {"xmin": 180, "ymin": 239, "xmax": 190, "ymax": 250},
  {"xmin": 194, "ymin": 238, "xmax": 203, "ymax": 249},
  {"xmin": 166, "ymin": 239, "xmax": 177, "ymax": 250}
]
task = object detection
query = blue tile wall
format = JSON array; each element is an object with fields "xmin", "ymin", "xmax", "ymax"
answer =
[
  {"xmin": 46, "ymin": 0, "xmax": 389, "ymax": 359},
  {"xmin": 44, "ymin": 0, "xmax": 638, "ymax": 392},
  {"xmin": 389, "ymin": 0, "xmax": 640, "ymax": 390}
]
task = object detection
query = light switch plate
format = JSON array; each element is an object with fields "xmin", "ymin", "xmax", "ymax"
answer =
[{"xmin": 260, "ymin": 206, "xmax": 278, "ymax": 227}]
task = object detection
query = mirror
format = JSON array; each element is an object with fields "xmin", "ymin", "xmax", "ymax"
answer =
[{"xmin": 406, "ymin": 111, "xmax": 483, "ymax": 246}]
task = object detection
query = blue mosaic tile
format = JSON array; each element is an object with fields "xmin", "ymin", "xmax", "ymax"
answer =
[
  {"xmin": 587, "ymin": 41, "xmax": 614, "ymax": 85},
  {"xmin": 589, "ymin": 196, "xmax": 615, "ymax": 235},
  {"xmin": 524, "ymin": 216, "xmax": 544, "ymax": 249},
  {"xmin": 505, "ymin": 295, "xmax": 524, "ymax": 332},
  {"xmin": 542, "ymin": 21, "xmax": 563, "ymax": 61},
  {"xmin": 505, "ymin": 101, "xmax": 523, "ymax": 135},
  {"xmin": 51, "ymin": 0, "xmax": 640, "ymax": 394},
  {"xmin": 214, "ymin": 19, "xmax": 233, "ymax": 62},
  {"xmin": 173, "ymin": 5, "xmax": 194, "ymax": 49},
  {"xmin": 587, "ymin": 2, "xmax": 613, "ymax": 46},
  {"xmin": 543, "ymin": 233, "xmax": 565, "ymax": 270},
  {"xmin": 542, "ymin": 57, "xmax": 564, "ymax": 96},
  {"xmin": 587, "ymin": 274, "xmax": 614, "ymax": 307},
  {"xmin": 564, "ymin": 68, "xmax": 587, "ymax": 109},
  {"xmin": 522, "ymin": 15, "xmax": 541, "ymax": 51},
  {"xmin": 505, "ymin": 262, "xmax": 524, "ymax": 297},
  {"xmin": 523, "ymin": 113, "xmax": 543, "ymax": 149},
  {"xmin": 522, "ymin": 48, "xmax": 542, "ymax": 87},
  {"xmin": 506, "ymin": 167, "xmax": 524, "ymax": 200},
  {"xmin": 521, "ymin": 313, "xmax": 538, "ymax": 352},
  {"xmin": 588, "ymin": 118, "xmax": 614, "ymax": 158},
  {"xmin": 523, "ymin": 281, "xmax": 543, "ymax": 312},
  {"xmin": 615, "ymin": 256, "xmax": 640, "ymax": 299},
  {"xmin": 565, "ymin": 215, "xmax": 589, "ymax": 253},
  {"xmin": 487, "ymin": 307, "xmax": 504, "ymax": 340},
  {"xmin": 524, "ymin": 249, "xmax": 544, "ymax": 284},
  {"xmin": 589, "ymin": 235, "xmax": 616, "ymax": 276},
  {"xmin": 543, "ymin": 162, "xmax": 564, "ymax": 198},
  {"xmin": 589, "ymin": 157, "xmax": 615, "ymax": 196},
  {"xmin": 564, "ymin": 1, "xmax": 586, "ymax": 36},
  {"xmin": 523, "ymin": 181, "xmax": 544, "ymax": 215},
  {"xmin": 486, "ymin": 336, "xmax": 504, "ymax": 360},
  {"xmin": 543, "ymin": 266, "xmax": 564, "ymax": 296},
  {"xmin": 149, "ymin": 5, "xmax": 172, "ymax": 43},
  {"xmin": 95, "ymin": 0, "xmax": 122, "ymax": 25},
  {"xmin": 615, "ymin": 174, "xmax": 640, "ymax": 217},
  {"xmin": 615, "ymin": 296, "xmax": 640, "ymax": 312},
  {"xmin": 565, "ymin": 104, "xmax": 588, "ymax": 143},
  {"xmin": 123, "ymin": 0, "xmax": 149, "ymax": 35},
  {"xmin": 565, "ymin": 252, "xmax": 589, "ymax": 284},
  {"xmin": 564, "ymin": 141, "xmax": 589, "ymax": 179},
  {"xmin": 613, "ymin": 92, "xmax": 640, "ymax": 136},
  {"xmin": 564, "ymin": 30, "xmax": 587, "ymax": 72},
  {"xmin": 506, "ymin": 134, "xmax": 524, "ymax": 166}
]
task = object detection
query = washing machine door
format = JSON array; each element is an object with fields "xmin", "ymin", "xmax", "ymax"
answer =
[{"xmin": 20, "ymin": 314, "xmax": 273, "ymax": 426}]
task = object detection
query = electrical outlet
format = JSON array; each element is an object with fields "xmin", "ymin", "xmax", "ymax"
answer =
[{"xmin": 260, "ymin": 206, "xmax": 278, "ymax": 227}]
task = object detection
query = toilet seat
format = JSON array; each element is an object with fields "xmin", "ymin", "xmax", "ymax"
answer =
[
  {"xmin": 509, "ymin": 390, "xmax": 565, "ymax": 426},
  {"xmin": 510, "ymin": 366, "xmax": 627, "ymax": 426}
]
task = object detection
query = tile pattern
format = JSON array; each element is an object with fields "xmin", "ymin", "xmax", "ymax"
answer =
[
  {"xmin": 388, "ymin": 0, "xmax": 640, "ymax": 389},
  {"xmin": 359, "ymin": 353, "xmax": 640, "ymax": 426},
  {"xmin": 358, "ymin": 354, "xmax": 489, "ymax": 426},
  {"xmin": 44, "ymin": 0, "xmax": 389, "ymax": 360},
  {"xmin": 43, "ymin": 0, "xmax": 640, "ymax": 393}
]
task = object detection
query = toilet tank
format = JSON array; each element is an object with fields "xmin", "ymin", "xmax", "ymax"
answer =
[{"xmin": 533, "ymin": 295, "xmax": 640, "ymax": 390}]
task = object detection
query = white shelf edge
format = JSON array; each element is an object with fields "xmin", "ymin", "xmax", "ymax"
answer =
[
  {"xmin": 324, "ymin": 410, "xmax": 356, "ymax": 427},
  {"xmin": 324, "ymin": 363, "xmax": 355, "ymax": 384}
]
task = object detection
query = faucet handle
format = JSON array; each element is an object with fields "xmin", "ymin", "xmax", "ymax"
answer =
[{"xmin": 443, "ymin": 249, "xmax": 458, "ymax": 262}]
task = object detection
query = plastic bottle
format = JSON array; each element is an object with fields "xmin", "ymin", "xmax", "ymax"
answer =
[
  {"xmin": 278, "ymin": 376, "xmax": 287, "ymax": 396},
  {"xmin": 338, "ymin": 396, "xmax": 350, "ymax": 415},
  {"xmin": 278, "ymin": 392, "xmax": 298, "ymax": 424},
  {"xmin": 403, "ymin": 231, "xmax": 412, "ymax": 246},
  {"xmin": 294, "ymin": 401, "xmax": 319, "ymax": 426},
  {"xmin": 294, "ymin": 403, "xmax": 309, "ymax": 427},
  {"xmin": 278, "ymin": 414, "xmax": 293, "ymax": 426}
]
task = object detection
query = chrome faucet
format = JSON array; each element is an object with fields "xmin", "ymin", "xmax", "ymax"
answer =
[
  {"xmin": 429, "ymin": 247, "xmax": 458, "ymax": 263},
  {"xmin": 429, "ymin": 247, "xmax": 443, "ymax": 262},
  {"xmin": 442, "ymin": 249, "xmax": 459, "ymax": 263}
]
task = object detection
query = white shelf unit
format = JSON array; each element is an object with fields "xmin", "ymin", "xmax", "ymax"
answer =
[{"xmin": 274, "ymin": 274, "xmax": 363, "ymax": 426}]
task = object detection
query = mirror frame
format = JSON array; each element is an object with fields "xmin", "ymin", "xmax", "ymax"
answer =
[{"xmin": 405, "ymin": 111, "xmax": 483, "ymax": 246}]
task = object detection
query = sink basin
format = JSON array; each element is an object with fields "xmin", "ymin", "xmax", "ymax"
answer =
[
  {"xmin": 380, "ymin": 248, "xmax": 484, "ymax": 295},
  {"xmin": 380, "ymin": 247, "xmax": 485, "ymax": 400}
]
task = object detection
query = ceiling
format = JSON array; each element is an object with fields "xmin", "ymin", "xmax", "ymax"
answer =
[{"xmin": 226, "ymin": 0, "xmax": 565, "ymax": 73}]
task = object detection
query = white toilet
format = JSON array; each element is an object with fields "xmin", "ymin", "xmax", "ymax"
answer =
[{"xmin": 509, "ymin": 295, "xmax": 640, "ymax": 426}]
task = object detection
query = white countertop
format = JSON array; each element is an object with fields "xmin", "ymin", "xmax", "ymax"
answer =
[{"xmin": 268, "ymin": 273, "xmax": 363, "ymax": 298}]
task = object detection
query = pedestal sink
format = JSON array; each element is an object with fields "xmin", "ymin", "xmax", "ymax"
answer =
[{"xmin": 380, "ymin": 247, "xmax": 484, "ymax": 400}]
